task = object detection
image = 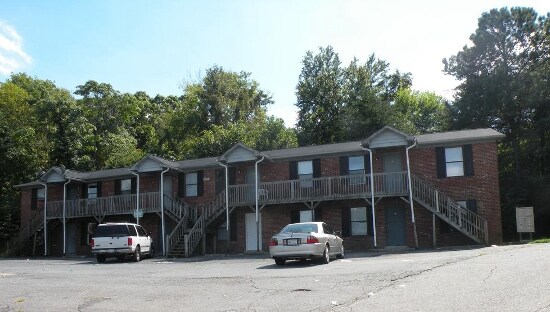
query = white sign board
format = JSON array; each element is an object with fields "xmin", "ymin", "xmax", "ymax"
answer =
[
  {"xmin": 133, "ymin": 210, "xmax": 144, "ymax": 219},
  {"xmin": 516, "ymin": 207, "xmax": 535, "ymax": 233}
]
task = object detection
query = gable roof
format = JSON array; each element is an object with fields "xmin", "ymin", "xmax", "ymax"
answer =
[
  {"xmin": 362, "ymin": 126, "xmax": 413, "ymax": 148},
  {"xmin": 219, "ymin": 143, "xmax": 263, "ymax": 163}
]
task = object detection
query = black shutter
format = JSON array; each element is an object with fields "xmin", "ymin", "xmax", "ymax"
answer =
[
  {"xmin": 313, "ymin": 159, "xmax": 321, "ymax": 178},
  {"xmin": 131, "ymin": 177, "xmax": 137, "ymax": 194},
  {"xmin": 178, "ymin": 173, "xmax": 185, "ymax": 197},
  {"xmin": 230, "ymin": 212, "xmax": 238, "ymax": 241},
  {"xmin": 436, "ymin": 147, "xmax": 446, "ymax": 178},
  {"xmin": 115, "ymin": 179, "xmax": 121, "ymax": 195},
  {"xmin": 463, "ymin": 145, "xmax": 474, "ymax": 176},
  {"xmin": 339, "ymin": 157, "xmax": 349, "ymax": 175},
  {"xmin": 96, "ymin": 182, "xmax": 102, "ymax": 197},
  {"xmin": 228, "ymin": 167, "xmax": 237, "ymax": 185},
  {"xmin": 31, "ymin": 188, "xmax": 37, "ymax": 210},
  {"xmin": 367, "ymin": 206, "xmax": 374, "ymax": 236},
  {"xmin": 364, "ymin": 154, "xmax": 371, "ymax": 174},
  {"xmin": 197, "ymin": 170, "xmax": 204, "ymax": 196},
  {"xmin": 341, "ymin": 207, "xmax": 351, "ymax": 237},
  {"xmin": 289, "ymin": 161, "xmax": 298, "ymax": 180},
  {"xmin": 291, "ymin": 210, "xmax": 300, "ymax": 223},
  {"xmin": 314, "ymin": 208, "xmax": 323, "ymax": 222},
  {"xmin": 466, "ymin": 199, "xmax": 477, "ymax": 213},
  {"xmin": 81, "ymin": 184, "xmax": 88, "ymax": 199}
]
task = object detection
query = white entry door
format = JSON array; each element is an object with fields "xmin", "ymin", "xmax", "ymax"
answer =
[{"xmin": 245, "ymin": 213, "xmax": 262, "ymax": 251}]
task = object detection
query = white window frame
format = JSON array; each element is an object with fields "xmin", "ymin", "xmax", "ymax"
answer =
[
  {"xmin": 298, "ymin": 160, "xmax": 313, "ymax": 188},
  {"xmin": 350, "ymin": 207, "xmax": 368, "ymax": 235},
  {"xmin": 87, "ymin": 183, "xmax": 98, "ymax": 199},
  {"xmin": 186, "ymin": 172, "xmax": 198, "ymax": 197},
  {"xmin": 445, "ymin": 147, "xmax": 464, "ymax": 177},
  {"xmin": 348, "ymin": 156, "xmax": 366, "ymax": 185},
  {"xmin": 37, "ymin": 188, "xmax": 45, "ymax": 200},
  {"xmin": 120, "ymin": 178, "xmax": 132, "ymax": 195}
]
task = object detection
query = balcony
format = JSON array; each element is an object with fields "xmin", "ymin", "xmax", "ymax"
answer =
[{"xmin": 43, "ymin": 172, "xmax": 409, "ymax": 219}]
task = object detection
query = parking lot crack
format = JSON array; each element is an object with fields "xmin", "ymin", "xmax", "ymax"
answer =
[
  {"xmin": 483, "ymin": 266, "xmax": 496, "ymax": 283},
  {"xmin": 77, "ymin": 297, "xmax": 111, "ymax": 311}
]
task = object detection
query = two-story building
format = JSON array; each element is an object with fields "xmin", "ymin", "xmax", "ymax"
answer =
[{"xmin": 12, "ymin": 126, "xmax": 504, "ymax": 257}]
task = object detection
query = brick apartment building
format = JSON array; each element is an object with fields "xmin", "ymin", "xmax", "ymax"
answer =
[{"xmin": 13, "ymin": 126, "xmax": 504, "ymax": 257}]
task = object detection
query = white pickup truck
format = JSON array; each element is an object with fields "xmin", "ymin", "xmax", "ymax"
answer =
[{"xmin": 91, "ymin": 222, "xmax": 154, "ymax": 263}]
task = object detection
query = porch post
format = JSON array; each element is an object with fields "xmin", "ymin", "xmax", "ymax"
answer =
[
  {"xmin": 40, "ymin": 182, "xmax": 48, "ymax": 256},
  {"xmin": 130, "ymin": 171, "xmax": 140, "ymax": 225},
  {"xmin": 364, "ymin": 147, "xmax": 377, "ymax": 247},
  {"xmin": 255, "ymin": 155, "xmax": 265, "ymax": 252},
  {"xmin": 160, "ymin": 168, "xmax": 169, "ymax": 256},
  {"xmin": 406, "ymin": 139, "xmax": 418, "ymax": 249},
  {"xmin": 63, "ymin": 178, "xmax": 71, "ymax": 256},
  {"xmin": 219, "ymin": 161, "xmax": 230, "ymax": 254}
]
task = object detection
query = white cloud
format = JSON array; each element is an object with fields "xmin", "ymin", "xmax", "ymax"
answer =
[{"xmin": 0, "ymin": 20, "xmax": 32, "ymax": 75}]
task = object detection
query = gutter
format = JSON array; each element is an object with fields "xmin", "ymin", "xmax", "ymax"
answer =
[
  {"xmin": 361, "ymin": 146, "xmax": 377, "ymax": 247},
  {"xmin": 406, "ymin": 138, "xmax": 418, "ymax": 249}
]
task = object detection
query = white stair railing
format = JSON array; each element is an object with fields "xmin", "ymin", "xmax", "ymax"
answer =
[{"xmin": 411, "ymin": 174, "xmax": 488, "ymax": 245}]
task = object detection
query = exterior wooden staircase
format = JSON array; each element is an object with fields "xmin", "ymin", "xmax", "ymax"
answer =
[{"xmin": 410, "ymin": 174, "xmax": 488, "ymax": 245}]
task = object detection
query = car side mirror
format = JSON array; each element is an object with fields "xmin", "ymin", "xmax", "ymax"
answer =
[{"xmin": 335, "ymin": 230, "xmax": 342, "ymax": 236}]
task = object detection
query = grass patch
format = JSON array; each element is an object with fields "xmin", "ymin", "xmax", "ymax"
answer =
[{"xmin": 529, "ymin": 238, "xmax": 550, "ymax": 244}]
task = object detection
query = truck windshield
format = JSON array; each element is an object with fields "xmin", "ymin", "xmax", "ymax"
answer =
[{"xmin": 94, "ymin": 225, "xmax": 129, "ymax": 237}]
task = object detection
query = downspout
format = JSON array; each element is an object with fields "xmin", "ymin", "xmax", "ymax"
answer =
[
  {"xmin": 63, "ymin": 178, "xmax": 71, "ymax": 256},
  {"xmin": 406, "ymin": 138, "xmax": 418, "ymax": 249},
  {"xmin": 40, "ymin": 182, "xmax": 48, "ymax": 256},
  {"xmin": 362, "ymin": 146, "xmax": 377, "ymax": 247},
  {"xmin": 130, "ymin": 171, "xmax": 140, "ymax": 225},
  {"xmin": 255, "ymin": 155, "xmax": 265, "ymax": 252},
  {"xmin": 160, "ymin": 167, "xmax": 169, "ymax": 256},
  {"xmin": 218, "ymin": 161, "xmax": 230, "ymax": 253}
]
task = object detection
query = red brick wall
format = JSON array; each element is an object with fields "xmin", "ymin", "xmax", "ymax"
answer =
[{"xmin": 409, "ymin": 143, "xmax": 502, "ymax": 244}]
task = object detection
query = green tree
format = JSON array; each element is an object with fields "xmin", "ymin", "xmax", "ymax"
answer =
[
  {"xmin": 393, "ymin": 89, "xmax": 450, "ymax": 134},
  {"xmin": 296, "ymin": 46, "xmax": 345, "ymax": 145}
]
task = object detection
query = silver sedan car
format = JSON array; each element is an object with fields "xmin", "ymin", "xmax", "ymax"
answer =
[{"xmin": 268, "ymin": 222, "xmax": 344, "ymax": 265}]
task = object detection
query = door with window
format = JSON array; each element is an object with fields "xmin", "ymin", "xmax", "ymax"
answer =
[{"xmin": 382, "ymin": 153, "xmax": 404, "ymax": 194}]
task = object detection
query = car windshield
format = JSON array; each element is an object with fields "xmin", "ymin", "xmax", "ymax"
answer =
[
  {"xmin": 280, "ymin": 223, "xmax": 318, "ymax": 234},
  {"xmin": 93, "ymin": 225, "xmax": 129, "ymax": 237}
]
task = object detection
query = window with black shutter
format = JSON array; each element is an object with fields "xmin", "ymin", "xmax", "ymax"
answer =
[
  {"xmin": 341, "ymin": 207, "xmax": 351, "ymax": 237},
  {"xmin": 178, "ymin": 173, "xmax": 185, "ymax": 197},
  {"xmin": 230, "ymin": 212, "xmax": 238, "ymax": 241},
  {"xmin": 436, "ymin": 145, "xmax": 474, "ymax": 178}
]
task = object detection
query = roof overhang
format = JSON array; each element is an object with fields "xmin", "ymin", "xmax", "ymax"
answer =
[
  {"xmin": 131, "ymin": 155, "xmax": 181, "ymax": 173},
  {"xmin": 218, "ymin": 143, "xmax": 267, "ymax": 164}
]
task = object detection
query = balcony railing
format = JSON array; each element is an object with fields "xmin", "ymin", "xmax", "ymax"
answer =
[
  {"xmin": 228, "ymin": 171, "xmax": 409, "ymax": 206},
  {"xmin": 41, "ymin": 172, "xmax": 409, "ymax": 219}
]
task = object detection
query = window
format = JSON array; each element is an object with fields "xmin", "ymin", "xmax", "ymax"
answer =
[
  {"xmin": 445, "ymin": 147, "xmax": 464, "ymax": 177},
  {"xmin": 436, "ymin": 145, "xmax": 473, "ymax": 178},
  {"xmin": 87, "ymin": 183, "xmax": 98, "ymax": 199},
  {"xmin": 185, "ymin": 172, "xmax": 198, "ymax": 197},
  {"xmin": 31, "ymin": 188, "xmax": 46, "ymax": 210},
  {"xmin": 119, "ymin": 179, "xmax": 132, "ymax": 195},
  {"xmin": 349, "ymin": 156, "xmax": 365, "ymax": 184},
  {"xmin": 351, "ymin": 207, "xmax": 368, "ymax": 235},
  {"xmin": 136, "ymin": 226, "xmax": 147, "ymax": 237},
  {"xmin": 300, "ymin": 210, "xmax": 313, "ymax": 222},
  {"xmin": 298, "ymin": 160, "xmax": 313, "ymax": 187}
]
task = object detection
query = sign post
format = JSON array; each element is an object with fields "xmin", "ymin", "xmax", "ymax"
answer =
[{"xmin": 516, "ymin": 206, "xmax": 535, "ymax": 242}]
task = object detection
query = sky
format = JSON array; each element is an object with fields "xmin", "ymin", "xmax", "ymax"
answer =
[{"xmin": 1, "ymin": 1, "xmax": 550, "ymax": 127}]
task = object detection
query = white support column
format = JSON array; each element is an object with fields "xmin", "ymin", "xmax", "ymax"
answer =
[
  {"xmin": 160, "ymin": 168, "xmax": 169, "ymax": 256},
  {"xmin": 131, "ymin": 171, "xmax": 140, "ymax": 225},
  {"xmin": 255, "ymin": 155, "xmax": 265, "ymax": 253},
  {"xmin": 62, "ymin": 179, "xmax": 71, "ymax": 256},
  {"xmin": 363, "ymin": 147, "xmax": 377, "ymax": 247},
  {"xmin": 406, "ymin": 139, "xmax": 418, "ymax": 249},
  {"xmin": 40, "ymin": 182, "xmax": 48, "ymax": 256},
  {"xmin": 219, "ymin": 161, "xmax": 230, "ymax": 254}
]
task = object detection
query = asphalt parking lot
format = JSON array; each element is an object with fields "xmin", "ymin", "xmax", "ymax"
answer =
[{"xmin": 1, "ymin": 244, "xmax": 549, "ymax": 312}]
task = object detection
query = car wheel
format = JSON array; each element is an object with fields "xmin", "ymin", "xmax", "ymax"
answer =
[
  {"xmin": 96, "ymin": 255, "xmax": 106, "ymax": 263},
  {"xmin": 133, "ymin": 246, "xmax": 141, "ymax": 262},
  {"xmin": 148, "ymin": 244, "xmax": 155, "ymax": 259},
  {"xmin": 336, "ymin": 244, "xmax": 345, "ymax": 259},
  {"xmin": 274, "ymin": 258, "xmax": 286, "ymax": 266},
  {"xmin": 321, "ymin": 245, "xmax": 330, "ymax": 264}
]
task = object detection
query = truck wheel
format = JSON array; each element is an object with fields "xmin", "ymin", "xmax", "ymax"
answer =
[
  {"xmin": 96, "ymin": 255, "xmax": 106, "ymax": 263},
  {"xmin": 133, "ymin": 246, "xmax": 141, "ymax": 262}
]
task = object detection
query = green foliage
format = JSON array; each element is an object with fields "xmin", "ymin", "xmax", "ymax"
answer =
[
  {"xmin": 393, "ymin": 89, "xmax": 450, "ymax": 134},
  {"xmin": 444, "ymin": 7, "xmax": 550, "ymax": 239}
]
